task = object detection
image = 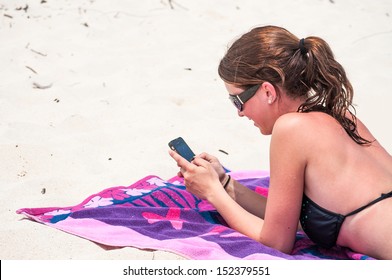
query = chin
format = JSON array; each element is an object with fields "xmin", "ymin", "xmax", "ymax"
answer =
[
  {"xmin": 258, "ymin": 127, "xmax": 272, "ymax": 135},
  {"xmin": 253, "ymin": 122, "xmax": 271, "ymax": 135}
]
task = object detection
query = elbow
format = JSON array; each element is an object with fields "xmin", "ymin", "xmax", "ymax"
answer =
[
  {"xmin": 259, "ymin": 237, "xmax": 294, "ymax": 255},
  {"xmin": 259, "ymin": 226, "xmax": 296, "ymax": 254},
  {"xmin": 277, "ymin": 245, "xmax": 293, "ymax": 255},
  {"xmin": 268, "ymin": 243, "xmax": 294, "ymax": 255}
]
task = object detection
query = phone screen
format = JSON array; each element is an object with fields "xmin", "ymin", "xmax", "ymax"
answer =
[{"xmin": 168, "ymin": 137, "xmax": 195, "ymax": 162}]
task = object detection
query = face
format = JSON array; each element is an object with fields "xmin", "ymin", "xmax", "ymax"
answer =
[{"xmin": 225, "ymin": 82, "xmax": 275, "ymax": 135}]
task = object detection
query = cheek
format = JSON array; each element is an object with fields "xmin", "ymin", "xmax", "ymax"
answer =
[
  {"xmin": 246, "ymin": 105, "xmax": 263, "ymax": 124},
  {"xmin": 250, "ymin": 111, "xmax": 274, "ymax": 135}
]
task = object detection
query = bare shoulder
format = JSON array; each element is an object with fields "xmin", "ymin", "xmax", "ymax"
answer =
[
  {"xmin": 269, "ymin": 113, "xmax": 315, "ymax": 166},
  {"xmin": 273, "ymin": 112, "xmax": 307, "ymax": 131},
  {"xmin": 271, "ymin": 112, "xmax": 344, "ymax": 159},
  {"xmin": 272, "ymin": 112, "xmax": 341, "ymax": 139},
  {"xmin": 272, "ymin": 112, "xmax": 324, "ymax": 141},
  {"xmin": 273, "ymin": 111, "xmax": 334, "ymax": 130}
]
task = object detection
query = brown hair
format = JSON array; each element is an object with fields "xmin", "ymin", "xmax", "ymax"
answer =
[{"xmin": 218, "ymin": 25, "xmax": 371, "ymax": 145}]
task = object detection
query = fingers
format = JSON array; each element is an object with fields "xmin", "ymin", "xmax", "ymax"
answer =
[
  {"xmin": 198, "ymin": 152, "xmax": 221, "ymax": 166},
  {"xmin": 191, "ymin": 156, "xmax": 209, "ymax": 168},
  {"xmin": 198, "ymin": 152, "xmax": 214, "ymax": 161},
  {"xmin": 169, "ymin": 150, "xmax": 193, "ymax": 170}
]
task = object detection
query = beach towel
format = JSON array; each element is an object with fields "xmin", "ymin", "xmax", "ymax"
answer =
[{"xmin": 17, "ymin": 170, "xmax": 373, "ymax": 260}]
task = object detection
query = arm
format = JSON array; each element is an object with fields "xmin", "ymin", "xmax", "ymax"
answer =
[
  {"xmin": 223, "ymin": 176, "xmax": 268, "ymax": 219},
  {"xmin": 206, "ymin": 183, "xmax": 266, "ymax": 242},
  {"xmin": 169, "ymin": 114, "xmax": 306, "ymax": 254},
  {"xmin": 169, "ymin": 151, "xmax": 264, "ymax": 240},
  {"xmin": 209, "ymin": 119, "xmax": 305, "ymax": 253},
  {"xmin": 260, "ymin": 114, "xmax": 307, "ymax": 253},
  {"xmin": 223, "ymin": 174, "xmax": 303, "ymax": 232},
  {"xmin": 197, "ymin": 152, "xmax": 268, "ymax": 219},
  {"xmin": 169, "ymin": 150, "xmax": 266, "ymax": 241}
]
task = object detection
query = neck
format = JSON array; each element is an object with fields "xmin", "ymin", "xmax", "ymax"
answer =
[{"xmin": 278, "ymin": 95, "xmax": 305, "ymax": 114}]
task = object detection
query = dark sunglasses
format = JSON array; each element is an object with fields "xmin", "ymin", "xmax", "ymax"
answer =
[{"xmin": 228, "ymin": 84, "xmax": 261, "ymax": 111}]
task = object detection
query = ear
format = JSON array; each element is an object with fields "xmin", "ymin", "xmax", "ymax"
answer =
[{"xmin": 261, "ymin": 82, "xmax": 277, "ymax": 104}]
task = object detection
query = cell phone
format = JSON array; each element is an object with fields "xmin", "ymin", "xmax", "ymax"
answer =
[{"xmin": 168, "ymin": 137, "xmax": 196, "ymax": 162}]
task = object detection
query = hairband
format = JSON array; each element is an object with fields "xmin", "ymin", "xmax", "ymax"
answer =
[{"xmin": 299, "ymin": 38, "xmax": 308, "ymax": 55}]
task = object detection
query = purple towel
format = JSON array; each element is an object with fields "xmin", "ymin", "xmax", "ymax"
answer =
[{"xmin": 17, "ymin": 170, "xmax": 373, "ymax": 260}]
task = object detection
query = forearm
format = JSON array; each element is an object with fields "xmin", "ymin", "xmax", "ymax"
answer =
[
  {"xmin": 208, "ymin": 184, "xmax": 265, "ymax": 241},
  {"xmin": 224, "ymin": 177, "xmax": 302, "ymax": 231},
  {"xmin": 222, "ymin": 175, "xmax": 267, "ymax": 219}
]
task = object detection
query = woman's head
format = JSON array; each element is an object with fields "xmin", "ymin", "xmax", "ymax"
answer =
[
  {"xmin": 219, "ymin": 26, "xmax": 309, "ymax": 97},
  {"xmin": 219, "ymin": 25, "xmax": 371, "ymax": 144}
]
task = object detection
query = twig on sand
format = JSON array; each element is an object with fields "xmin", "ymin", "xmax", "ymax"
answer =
[
  {"xmin": 25, "ymin": 66, "xmax": 37, "ymax": 74},
  {"xmin": 33, "ymin": 82, "xmax": 53, "ymax": 90},
  {"xmin": 16, "ymin": 5, "xmax": 29, "ymax": 12},
  {"xmin": 25, "ymin": 43, "xmax": 47, "ymax": 57},
  {"xmin": 166, "ymin": 0, "xmax": 188, "ymax": 10},
  {"xmin": 30, "ymin": 48, "xmax": 47, "ymax": 56}
]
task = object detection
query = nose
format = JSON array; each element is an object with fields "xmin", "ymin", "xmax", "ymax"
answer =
[{"xmin": 237, "ymin": 110, "xmax": 245, "ymax": 117}]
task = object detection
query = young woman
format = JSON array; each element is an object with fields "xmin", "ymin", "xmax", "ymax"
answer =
[{"xmin": 169, "ymin": 25, "xmax": 392, "ymax": 259}]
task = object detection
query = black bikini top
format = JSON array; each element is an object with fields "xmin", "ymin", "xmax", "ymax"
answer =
[{"xmin": 300, "ymin": 191, "xmax": 392, "ymax": 248}]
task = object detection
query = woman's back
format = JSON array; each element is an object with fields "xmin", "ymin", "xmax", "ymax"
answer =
[{"xmin": 298, "ymin": 111, "xmax": 392, "ymax": 259}]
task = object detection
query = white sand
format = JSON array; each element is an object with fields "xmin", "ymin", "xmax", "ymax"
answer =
[{"xmin": 1, "ymin": 0, "xmax": 391, "ymax": 259}]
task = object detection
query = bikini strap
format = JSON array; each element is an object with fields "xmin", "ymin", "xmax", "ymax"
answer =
[{"xmin": 344, "ymin": 191, "xmax": 392, "ymax": 218}]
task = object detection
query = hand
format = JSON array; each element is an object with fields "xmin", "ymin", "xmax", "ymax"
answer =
[
  {"xmin": 197, "ymin": 152, "xmax": 227, "ymax": 183},
  {"xmin": 169, "ymin": 150, "xmax": 223, "ymax": 200}
]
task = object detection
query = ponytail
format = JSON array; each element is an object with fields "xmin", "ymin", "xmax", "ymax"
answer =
[{"xmin": 297, "ymin": 36, "xmax": 372, "ymax": 145}]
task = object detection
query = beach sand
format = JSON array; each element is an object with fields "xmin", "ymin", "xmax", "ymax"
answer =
[{"xmin": 1, "ymin": 0, "xmax": 391, "ymax": 259}]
